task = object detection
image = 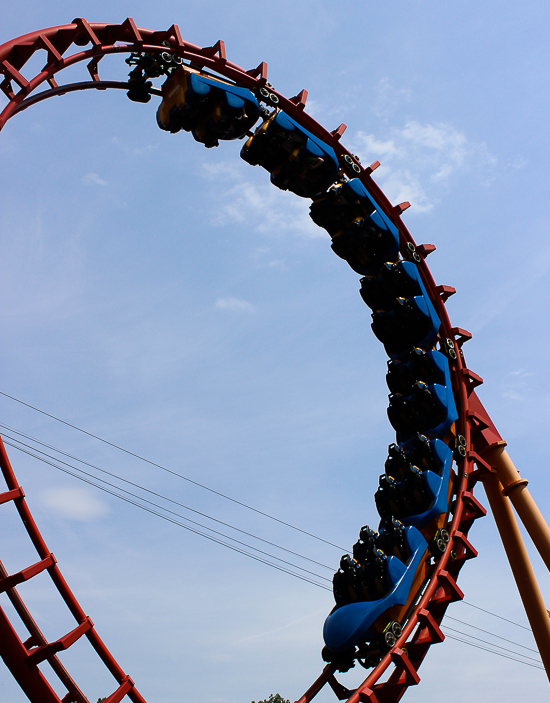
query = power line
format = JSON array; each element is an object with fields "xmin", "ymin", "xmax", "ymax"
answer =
[
  {"xmin": 0, "ymin": 392, "xmax": 538, "ymax": 640},
  {"xmin": 3, "ymin": 429, "xmax": 544, "ymax": 660},
  {"xmin": 4, "ymin": 433, "xmax": 331, "ymax": 581},
  {"xmin": 0, "ymin": 391, "xmax": 346, "ymax": 550},
  {"xmin": 442, "ymin": 625, "xmax": 541, "ymax": 664},
  {"xmin": 6, "ymin": 432, "xmax": 539, "ymax": 656},
  {"xmin": 0, "ymin": 423, "xmax": 334, "ymax": 572},
  {"xmin": 445, "ymin": 615, "xmax": 537, "ymax": 653},
  {"xmin": 11, "ymin": 431, "xmax": 539, "ymax": 660},
  {"xmin": 11, "ymin": 427, "xmax": 542, "ymax": 654},
  {"xmin": 3, "ymin": 437, "xmax": 333, "ymax": 588},
  {"xmin": 459, "ymin": 600, "xmax": 531, "ymax": 631},
  {"xmin": 444, "ymin": 633, "xmax": 544, "ymax": 670}
]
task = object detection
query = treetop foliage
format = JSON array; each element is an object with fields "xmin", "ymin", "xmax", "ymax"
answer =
[{"xmin": 252, "ymin": 694, "xmax": 290, "ymax": 703}]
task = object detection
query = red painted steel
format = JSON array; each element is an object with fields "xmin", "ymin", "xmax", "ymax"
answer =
[
  {"xmin": 0, "ymin": 437, "xmax": 147, "ymax": 703},
  {"xmin": 0, "ymin": 18, "xmax": 502, "ymax": 703},
  {"xmin": 0, "ymin": 603, "xmax": 61, "ymax": 703}
]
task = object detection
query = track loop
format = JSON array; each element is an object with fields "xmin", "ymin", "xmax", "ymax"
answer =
[{"xmin": 0, "ymin": 19, "xmax": 501, "ymax": 703}]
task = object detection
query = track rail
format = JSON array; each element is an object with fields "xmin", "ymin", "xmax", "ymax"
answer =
[
  {"xmin": 0, "ymin": 436, "xmax": 147, "ymax": 703},
  {"xmin": 0, "ymin": 18, "xmax": 504, "ymax": 703}
]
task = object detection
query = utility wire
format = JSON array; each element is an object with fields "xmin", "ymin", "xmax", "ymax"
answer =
[
  {"xmin": 14, "ymin": 437, "xmax": 540, "ymax": 661},
  {"xmin": 5, "ymin": 428, "xmax": 544, "ymax": 650},
  {"xmin": 0, "ymin": 392, "xmax": 538, "ymax": 638},
  {"xmin": 445, "ymin": 615, "xmax": 537, "ymax": 653},
  {"xmin": 442, "ymin": 626, "xmax": 542, "ymax": 664},
  {"xmin": 459, "ymin": 600, "xmax": 531, "ymax": 631},
  {"xmin": 6, "ymin": 426, "xmax": 539, "ymax": 654},
  {"xmin": 14, "ymin": 426, "xmax": 542, "ymax": 655},
  {"xmin": 444, "ymin": 634, "xmax": 544, "ymax": 670},
  {"xmin": 4, "ymin": 440, "xmax": 332, "ymax": 591},
  {"xmin": 0, "ymin": 391, "xmax": 346, "ymax": 550},
  {"xmin": 0, "ymin": 424, "xmax": 334, "ymax": 572},
  {"xmin": 4, "ymin": 437, "xmax": 332, "ymax": 587}
]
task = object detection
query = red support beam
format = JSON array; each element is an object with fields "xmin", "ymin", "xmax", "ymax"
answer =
[
  {"xmin": 0, "ymin": 554, "xmax": 56, "ymax": 592},
  {"xmin": 0, "ymin": 605, "xmax": 61, "ymax": 703},
  {"xmin": 0, "ymin": 485, "xmax": 24, "ymax": 504},
  {"xmin": 27, "ymin": 617, "xmax": 94, "ymax": 665}
]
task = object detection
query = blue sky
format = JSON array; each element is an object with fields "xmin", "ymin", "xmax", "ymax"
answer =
[{"xmin": 1, "ymin": 2, "xmax": 549, "ymax": 702}]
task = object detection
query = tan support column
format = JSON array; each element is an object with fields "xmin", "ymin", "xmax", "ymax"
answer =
[
  {"xmin": 484, "ymin": 443, "xmax": 550, "ymax": 573},
  {"xmin": 482, "ymin": 470, "xmax": 550, "ymax": 682}
]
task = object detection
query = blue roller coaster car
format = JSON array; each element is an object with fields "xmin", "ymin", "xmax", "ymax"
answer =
[
  {"xmin": 157, "ymin": 66, "xmax": 260, "ymax": 147},
  {"xmin": 385, "ymin": 433, "xmax": 446, "ymax": 479},
  {"xmin": 360, "ymin": 261, "xmax": 421, "ymax": 311},
  {"xmin": 360, "ymin": 261, "xmax": 441, "ymax": 358},
  {"xmin": 240, "ymin": 111, "xmax": 339, "ymax": 198},
  {"xmin": 309, "ymin": 179, "xmax": 400, "ymax": 274},
  {"xmin": 323, "ymin": 525, "xmax": 427, "ymax": 653},
  {"xmin": 399, "ymin": 438, "xmax": 454, "ymax": 529},
  {"xmin": 375, "ymin": 438, "xmax": 454, "ymax": 530},
  {"xmin": 387, "ymin": 350, "xmax": 458, "ymax": 441},
  {"xmin": 387, "ymin": 347, "xmax": 446, "ymax": 393}
]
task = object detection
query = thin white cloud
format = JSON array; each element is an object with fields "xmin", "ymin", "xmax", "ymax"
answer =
[
  {"xmin": 204, "ymin": 119, "xmax": 496, "ymax": 219},
  {"xmin": 82, "ymin": 172, "xmax": 108, "ymax": 186},
  {"xmin": 372, "ymin": 77, "xmax": 413, "ymax": 119},
  {"xmin": 249, "ymin": 247, "xmax": 288, "ymax": 271},
  {"xmin": 375, "ymin": 167, "xmax": 434, "ymax": 213},
  {"xmin": 356, "ymin": 133, "xmax": 399, "ymax": 158},
  {"xmin": 236, "ymin": 606, "xmax": 327, "ymax": 644},
  {"xmin": 201, "ymin": 162, "xmax": 324, "ymax": 238},
  {"xmin": 501, "ymin": 369, "xmax": 536, "ymax": 402},
  {"xmin": 351, "ymin": 121, "xmax": 497, "ymax": 213},
  {"xmin": 134, "ymin": 144, "xmax": 157, "ymax": 156},
  {"xmin": 202, "ymin": 160, "xmax": 245, "ymax": 182},
  {"xmin": 41, "ymin": 487, "xmax": 109, "ymax": 521},
  {"xmin": 299, "ymin": 97, "xmax": 321, "ymax": 119},
  {"xmin": 215, "ymin": 297, "xmax": 255, "ymax": 312},
  {"xmin": 502, "ymin": 389, "xmax": 525, "ymax": 402},
  {"xmin": 510, "ymin": 369, "xmax": 533, "ymax": 378},
  {"xmin": 218, "ymin": 179, "xmax": 326, "ymax": 237},
  {"xmin": 401, "ymin": 121, "xmax": 467, "ymax": 158},
  {"xmin": 268, "ymin": 259, "xmax": 287, "ymax": 270}
]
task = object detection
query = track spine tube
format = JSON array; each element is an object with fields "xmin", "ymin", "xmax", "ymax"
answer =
[
  {"xmin": 481, "ymin": 469, "xmax": 550, "ymax": 681},
  {"xmin": 483, "ymin": 445, "xmax": 550, "ymax": 573}
]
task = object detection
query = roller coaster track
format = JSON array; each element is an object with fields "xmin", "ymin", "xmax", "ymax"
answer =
[{"xmin": 0, "ymin": 18, "xmax": 547, "ymax": 703}]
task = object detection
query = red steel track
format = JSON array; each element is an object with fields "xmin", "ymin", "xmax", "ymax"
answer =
[{"xmin": 0, "ymin": 18, "xmax": 503, "ymax": 703}]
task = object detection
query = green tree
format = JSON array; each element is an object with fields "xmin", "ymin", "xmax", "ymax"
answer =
[{"xmin": 252, "ymin": 694, "xmax": 290, "ymax": 703}]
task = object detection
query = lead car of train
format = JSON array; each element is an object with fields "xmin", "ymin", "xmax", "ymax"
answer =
[{"xmin": 128, "ymin": 54, "xmax": 462, "ymax": 673}]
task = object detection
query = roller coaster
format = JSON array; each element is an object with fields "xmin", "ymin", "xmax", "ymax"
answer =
[{"xmin": 1, "ymin": 18, "xmax": 549, "ymax": 703}]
